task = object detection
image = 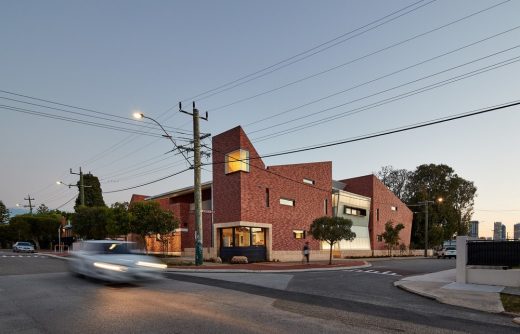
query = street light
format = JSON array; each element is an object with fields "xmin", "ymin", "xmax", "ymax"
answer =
[
  {"xmin": 410, "ymin": 197, "xmax": 443, "ymax": 257},
  {"xmin": 133, "ymin": 111, "xmax": 205, "ymax": 265},
  {"xmin": 56, "ymin": 181, "xmax": 92, "ymax": 206}
]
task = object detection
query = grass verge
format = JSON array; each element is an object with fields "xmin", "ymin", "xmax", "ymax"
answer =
[{"xmin": 500, "ymin": 293, "xmax": 520, "ymax": 314}]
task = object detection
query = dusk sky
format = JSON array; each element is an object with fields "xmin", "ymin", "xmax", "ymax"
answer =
[{"xmin": 1, "ymin": 0, "xmax": 519, "ymax": 238}]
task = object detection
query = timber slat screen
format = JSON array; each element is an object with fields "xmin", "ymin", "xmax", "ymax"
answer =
[{"xmin": 467, "ymin": 240, "xmax": 520, "ymax": 267}]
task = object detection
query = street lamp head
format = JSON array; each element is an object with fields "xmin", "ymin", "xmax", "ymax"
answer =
[
  {"xmin": 56, "ymin": 181, "xmax": 62, "ymax": 185},
  {"xmin": 133, "ymin": 111, "xmax": 144, "ymax": 119},
  {"xmin": 437, "ymin": 197, "xmax": 443, "ymax": 203}
]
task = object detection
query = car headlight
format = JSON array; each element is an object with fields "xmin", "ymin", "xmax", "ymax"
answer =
[
  {"xmin": 93, "ymin": 262, "xmax": 128, "ymax": 272},
  {"xmin": 136, "ymin": 261, "xmax": 167, "ymax": 269}
]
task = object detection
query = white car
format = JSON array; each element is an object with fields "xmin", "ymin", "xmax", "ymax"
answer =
[
  {"xmin": 68, "ymin": 240, "xmax": 167, "ymax": 282},
  {"xmin": 437, "ymin": 246, "xmax": 456, "ymax": 259},
  {"xmin": 13, "ymin": 241, "xmax": 35, "ymax": 253}
]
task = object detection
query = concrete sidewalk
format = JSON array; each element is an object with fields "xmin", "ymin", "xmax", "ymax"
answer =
[
  {"xmin": 167, "ymin": 258, "xmax": 370, "ymax": 273},
  {"xmin": 394, "ymin": 269, "xmax": 520, "ymax": 316}
]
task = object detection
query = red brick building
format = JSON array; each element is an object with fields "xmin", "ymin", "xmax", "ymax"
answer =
[
  {"xmin": 340, "ymin": 175, "xmax": 413, "ymax": 252},
  {"xmin": 131, "ymin": 126, "xmax": 412, "ymax": 261}
]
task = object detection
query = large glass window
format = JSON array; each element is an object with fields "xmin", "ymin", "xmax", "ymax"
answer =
[
  {"xmin": 225, "ymin": 149, "xmax": 249, "ymax": 174},
  {"xmin": 252, "ymin": 228, "xmax": 265, "ymax": 246},
  {"xmin": 221, "ymin": 228, "xmax": 234, "ymax": 247},
  {"xmin": 235, "ymin": 227, "xmax": 251, "ymax": 247},
  {"xmin": 220, "ymin": 227, "xmax": 266, "ymax": 248},
  {"xmin": 344, "ymin": 206, "xmax": 367, "ymax": 216}
]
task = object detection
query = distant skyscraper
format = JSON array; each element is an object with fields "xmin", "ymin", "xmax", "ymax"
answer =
[
  {"xmin": 514, "ymin": 223, "xmax": 520, "ymax": 240},
  {"xmin": 469, "ymin": 220, "xmax": 479, "ymax": 238},
  {"xmin": 493, "ymin": 222, "xmax": 502, "ymax": 240},
  {"xmin": 501, "ymin": 224, "xmax": 507, "ymax": 240}
]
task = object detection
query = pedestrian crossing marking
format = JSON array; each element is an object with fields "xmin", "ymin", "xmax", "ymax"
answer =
[
  {"xmin": 1, "ymin": 254, "xmax": 47, "ymax": 258},
  {"xmin": 342, "ymin": 268, "xmax": 401, "ymax": 277}
]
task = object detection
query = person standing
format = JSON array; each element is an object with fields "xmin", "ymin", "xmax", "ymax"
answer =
[{"xmin": 302, "ymin": 241, "xmax": 310, "ymax": 264}]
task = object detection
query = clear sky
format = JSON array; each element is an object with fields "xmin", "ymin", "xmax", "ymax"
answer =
[{"xmin": 1, "ymin": 0, "xmax": 519, "ymax": 238}]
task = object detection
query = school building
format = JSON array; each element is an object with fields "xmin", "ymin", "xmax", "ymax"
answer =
[{"xmin": 130, "ymin": 126, "xmax": 412, "ymax": 262}]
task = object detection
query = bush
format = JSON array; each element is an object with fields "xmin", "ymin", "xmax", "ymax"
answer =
[{"xmin": 231, "ymin": 256, "xmax": 248, "ymax": 264}]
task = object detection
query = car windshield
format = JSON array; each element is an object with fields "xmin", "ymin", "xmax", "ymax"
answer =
[
  {"xmin": 83, "ymin": 242, "xmax": 134, "ymax": 254},
  {"xmin": 17, "ymin": 242, "xmax": 32, "ymax": 246}
]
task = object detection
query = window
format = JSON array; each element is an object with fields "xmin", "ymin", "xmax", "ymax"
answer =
[
  {"xmin": 280, "ymin": 198, "xmax": 295, "ymax": 206},
  {"xmin": 303, "ymin": 178, "xmax": 315, "ymax": 185},
  {"xmin": 344, "ymin": 206, "xmax": 366, "ymax": 216},
  {"xmin": 235, "ymin": 227, "xmax": 251, "ymax": 247},
  {"xmin": 220, "ymin": 227, "xmax": 266, "ymax": 247},
  {"xmin": 221, "ymin": 228, "xmax": 234, "ymax": 247},
  {"xmin": 265, "ymin": 188, "xmax": 270, "ymax": 207},
  {"xmin": 225, "ymin": 149, "xmax": 249, "ymax": 174},
  {"xmin": 377, "ymin": 208, "xmax": 380, "ymax": 221},
  {"xmin": 252, "ymin": 228, "xmax": 265, "ymax": 246},
  {"xmin": 293, "ymin": 230, "xmax": 306, "ymax": 239},
  {"xmin": 324, "ymin": 199, "xmax": 328, "ymax": 214},
  {"xmin": 391, "ymin": 206, "xmax": 398, "ymax": 211}
]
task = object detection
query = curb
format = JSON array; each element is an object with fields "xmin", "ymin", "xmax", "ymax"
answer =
[
  {"xmin": 167, "ymin": 263, "xmax": 371, "ymax": 273},
  {"xmin": 393, "ymin": 281, "xmax": 437, "ymax": 300}
]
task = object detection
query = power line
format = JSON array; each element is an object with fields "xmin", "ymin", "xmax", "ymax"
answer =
[
  {"xmin": 178, "ymin": 0, "xmax": 437, "ymax": 103},
  {"xmin": 1, "ymin": 104, "xmax": 165, "ymax": 138},
  {"xmin": 54, "ymin": 195, "xmax": 77, "ymax": 210},
  {"xmin": 233, "ymin": 23, "xmax": 520, "ymax": 125},
  {"xmin": 103, "ymin": 168, "xmax": 192, "ymax": 194},
  {"xmin": 259, "ymin": 100, "xmax": 520, "ymax": 159},
  {"xmin": 251, "ymin": 50, "xmax": 520, "ymax": 142},
  {"xmin": 205, "ymin": 100, "xmax": 520, "ymax": 165},
  {"xmin": 0, "ymin": 89, "xmax": 190, "ymax": 134}
]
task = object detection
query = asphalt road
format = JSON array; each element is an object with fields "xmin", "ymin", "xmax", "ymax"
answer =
[{"xmin": 0, "ymin": 253, "xmax": 518, "ymax": 333}]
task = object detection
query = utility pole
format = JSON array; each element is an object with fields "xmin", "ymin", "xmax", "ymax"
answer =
[
  {"xmin": 23, "ymin": 194, "xmax": 35, "ymax": 214},
  {"xmin": 180, "ymin": 101, "xmax": 208, "ymax": 266},
  {"xmin": 70, "ymin": 167, "xmax": 86, "ymax": 206}
]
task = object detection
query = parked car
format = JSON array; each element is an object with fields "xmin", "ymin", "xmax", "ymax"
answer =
[
  {"xmin": 12, "ymin": 241, "xmax": 35, "ymax": 253},
  {"xmin": 437, "ymin": 246, "xmax": 456, "ymax": 259},
  {"xmin": 67, "ymin": 240, "xmax": 167, "ymax": 282}
]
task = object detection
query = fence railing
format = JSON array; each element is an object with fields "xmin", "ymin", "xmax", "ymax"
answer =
[{"xmin": 467, "ymin": 240, "xmax": 520, "ymax": 267}]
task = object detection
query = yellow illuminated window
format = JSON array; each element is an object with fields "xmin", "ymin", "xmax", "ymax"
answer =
[{"xmin": 225, "ymin": 149, "xmax": 249, "ymax": 174}]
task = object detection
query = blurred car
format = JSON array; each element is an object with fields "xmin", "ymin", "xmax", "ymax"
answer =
[
  {"xmin": 12, "ymin": 241, "xmax": 35, "ymax": 253},
  {"xmin": 67, "ymin": 240, "xmax": 167, "ymax": 282},
  {"xmin": 437, "ymin": 246, "xmax": 456, "ymax": 259}
]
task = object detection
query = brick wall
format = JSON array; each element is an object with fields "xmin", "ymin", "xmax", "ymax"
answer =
[
  {"xmin": 342, "ymin": 175, "xmax": 413, "ymax": 250},
  {"xmin": 213, "ymin": 126, "xmax": 332, "ymax": 252}
]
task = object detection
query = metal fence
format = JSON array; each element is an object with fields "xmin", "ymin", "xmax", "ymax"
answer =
[{"xmin": 467, "ymin": 240, "xmax": 520, "ymax": 267}]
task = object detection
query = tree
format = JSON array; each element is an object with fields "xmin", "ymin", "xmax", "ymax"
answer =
[
  {"xmin": 376, "ymin": 165, "xmax": 411, "ymax": 200},
  {"xmin": 381, "ymin": 221, "xmax": 405, "ymax": 256},
  {"xmin": 0, "ymin": 200, "xmax": 9, "ymax": 224},
  {"xmin": 74, "ymin": 173, "xmax": 105, "ymax": 210},
  {"xmin": 309, "ymin": 216, "xmax": 356, "ymax": 265},
  {"xmin": 406, "ymin": 164, "xmax": 477, "ymax": 247},
  {"xmin": 73, "ymin": 206, "xmax": 112, "ymax": 239},
  {"xmin": 9, "ymin": 214, "xmax": 61, "ymax": 249},
  {"xmin": 128, "ymin": 201, "xmax": 178, "ymax": 252},
  {"xmin": 36, "ymin": 204, "xmax": 50, "ymax": 215},
  {"xmin": 106, "ymin": 202, "xmax": 131, "ymax": 238}
]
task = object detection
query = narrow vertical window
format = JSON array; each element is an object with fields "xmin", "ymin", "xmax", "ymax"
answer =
[
  {"xmin": 377, "ymin": 208, "xmax": 380, "ymax": 221},
  {"xmin": 265, "ymin": 188, "xmax": 270, "ymax": 207},
  {"xmin": 324, "ymin": 199, "xmax": 328, "ymax": 214}
]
